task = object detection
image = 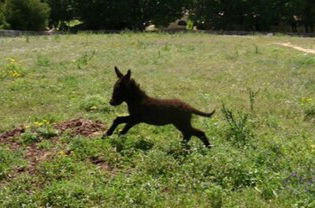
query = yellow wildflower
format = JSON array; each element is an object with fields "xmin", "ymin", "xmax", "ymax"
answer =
[
  {"xmin": 300, "ymin": 97, "xmax": 313, "ymax": 104},
  {"xmin": 7, "ymin": 58, "xmax": 16, "ymax": 63},
  {"xmin": 10, "ymin": 71, "xmax": 22, "ymax": 78},
  {"xmin": 43, "ymin": 119, "xmax": 50, "ymax": 125},
  {"xmin": 59, "ymin": 151, "xmax": 66, "ymax": 156},
  {"xmin": 34, "ymin": 121, "xmax": 43, "ymax": 127}
]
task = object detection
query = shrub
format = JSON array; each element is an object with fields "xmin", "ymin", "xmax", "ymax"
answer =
[
  {"xmin": 4, "ymin": 0, "xmax": 50, "ymax": 30},
  {"xmin": 221, "ymin": 104, "xmax": 253, "ymax": 147},
  {"xmin": 0, "ymin": 3, "xmax": 9, "ymax": 29}
]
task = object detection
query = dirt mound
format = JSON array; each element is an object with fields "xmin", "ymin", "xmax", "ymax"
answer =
[
  {"xmin": 0, "ymin": 126, "xmax": 25, "ymax": 141},
  {"xmin": 55, "ymin": 118, "xmax": 106, "ymax": 137},
  {"xmin": 0, "ymin": 118, "xmax": 107, "ymax": 176}
]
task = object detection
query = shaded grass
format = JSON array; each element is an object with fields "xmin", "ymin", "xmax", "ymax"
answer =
[{"xmin": 0, "ymin": 32, "xmax": 314, "ymax": 207}]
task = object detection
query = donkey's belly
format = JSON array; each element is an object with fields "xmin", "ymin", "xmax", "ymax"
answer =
[
  {"xmin": 143, "ymin": 119, "xmax": 171, "ymax": 126},
  {"xmin": 140, "ymin": 111, "xmax": 185, "ymax": 126}
]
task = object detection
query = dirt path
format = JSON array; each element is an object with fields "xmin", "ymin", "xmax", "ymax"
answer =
[{"xmin": 275, "ymin": 42, "xmax": 315, "ymax": 55}]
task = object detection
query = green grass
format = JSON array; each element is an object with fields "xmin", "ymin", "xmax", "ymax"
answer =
[{"xmin": 0, "ymin": 32, "xmax": 315, "ymax": 207}]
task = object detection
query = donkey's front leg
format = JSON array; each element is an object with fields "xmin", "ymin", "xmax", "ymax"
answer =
[
  {"xmin": 102, "ymin": 116, "xmax": 132, "ymax": 139},
  {"xmin": 119, "ymin": 121, "xmax": 139, "ymax": 136}
]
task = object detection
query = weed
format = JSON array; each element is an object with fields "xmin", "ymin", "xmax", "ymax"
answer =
[
  {"xmin": 221, "ymin": 103, "xmax": 252, "ymax": 147},
  {"xmin": 247, "ymin": 88, "xmax": 260, "ymax": 112},
  {"xmin": 75, "ymin": 50, "xmax": 96, "ymax": 69},
  {"xmin": 1, "ymin": 58, "xmax": 26, "ymax": 80},
  {"xmin": 36, "ymin": 127, "xmax": 59, "ymax": 139},
  {"xmin": 254, "ymin": 45, "xmax": 260, "ymax": 54},
  {"xmin": 0, "ymin": 147, "xmax": 24, "ymax": 179},
  {"xmin": 20, "ymin": 132, "xmax": 40, "ymax": 144}
]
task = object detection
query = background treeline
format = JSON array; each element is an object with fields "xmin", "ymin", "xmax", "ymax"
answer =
[{"xmin": 0, "ymin": 0, "xmax": 314, "ymax": 32}]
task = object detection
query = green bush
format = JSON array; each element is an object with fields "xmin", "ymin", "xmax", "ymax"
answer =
[
  {"xmin": 221, "ymin": 104, "xmax": 253, "ymax": 147},
  {"xmin": 0, "ymin": 3, "xmax": 9, "ymax": 29},
  {"xmin": 4, "ymin": 0, "xmax": 50, "ymax": 30}
]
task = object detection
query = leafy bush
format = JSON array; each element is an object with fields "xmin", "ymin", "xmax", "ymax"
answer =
[
  {"xmin": 74, "ymin": 0, "xmax": 184, "ymax": 30},
  {"xmin": 4, "ymin": 0, "xmax": 50, "ymax": 30}
]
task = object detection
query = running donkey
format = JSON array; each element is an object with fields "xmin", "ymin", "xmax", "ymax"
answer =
[{"xmin": 103, "ymin": 67, "xmax": 215, "ymax": 148}]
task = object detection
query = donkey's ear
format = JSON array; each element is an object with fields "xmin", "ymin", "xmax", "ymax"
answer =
[
  {"xmin": 123, "ymin": 69, "xmax": 131, "ymax": 82},
  {"xmin": 115, "ymin": 66, "xmax": 123, "ymax": 78}
]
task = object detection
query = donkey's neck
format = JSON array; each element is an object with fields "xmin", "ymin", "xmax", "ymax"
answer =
[{"xmin": 125, "ymin": 79, "xmax": 148, "ymax": 105}]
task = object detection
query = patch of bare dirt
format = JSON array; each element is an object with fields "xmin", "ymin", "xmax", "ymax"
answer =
[
  {"xmin": 55, "ymin": 118, "xmax": 106, "ymax": 137},
  {"xmin": 0, "ymin": 118, "xmax": 107, "ymax": 176},
  {"xmin": 0, "ymin": 126, "xmax": 25, "ymax": 141}
]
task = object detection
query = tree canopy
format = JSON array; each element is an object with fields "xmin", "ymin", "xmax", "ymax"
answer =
[{"xmin": 0, "ymin": 0, "xmax": 314, "ymax": 32}]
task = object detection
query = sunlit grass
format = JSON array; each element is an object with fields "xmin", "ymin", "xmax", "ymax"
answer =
[{"xmin": 0, "ymin": 33, "xmax": 314, "ymax": 207}]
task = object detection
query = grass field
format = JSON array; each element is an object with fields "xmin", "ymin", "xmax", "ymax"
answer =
[{"xmin": 0, "ymin": 32, "xmax": 315, "ymax": 207}]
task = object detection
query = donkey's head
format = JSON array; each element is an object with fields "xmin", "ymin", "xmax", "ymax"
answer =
[{"xmin": 109, "ymin": 66, "xmax": 131, "ymax": 106}]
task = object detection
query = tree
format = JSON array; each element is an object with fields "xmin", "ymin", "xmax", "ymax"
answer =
[
  {"xmin": 45, "ymin": 0, "xmax": 75, "ymax": 28},
  {"xmin": 74, "ymin": 0, "xmax": 185, "ymax": 30},
  {"xmin": 0, "ymin": 1, "xmax": 9, "ymax": 29},
  {"xmin": 4, "ymin": 0, "xmax": 50, "ymax": 30}
]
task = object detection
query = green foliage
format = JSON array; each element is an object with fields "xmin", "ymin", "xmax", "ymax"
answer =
[
  {"xmin": 36, "ymin": 127, "xmax": 58, "ymax": 139},
  {"xmin": 188, "ymin": 0, "xmax": 315, "ymax": 32},
  {"xmin": 248, "ymin": 88, "xmax": 260, "ymax": 112},
  {"xmin": 0, "ymin": 58, "xmax": 25, "ymax": 80},
  {"xmin": 74, "ymin": 0, "xmax": 184, "ymax": 30},
  {"xmin": 36, "ymin": 55, "xmax": 51, "ymax": 67},
  {"xmin": 74, "ymin": 51, "xmax": 96, "ymax": 70},
  {"xmin": 80, "ymin": 95, "xmax": 110, "ymax": 113},
  {"xmin": 221, "ymin": 104, "xmax": 253, "ymax": 147},
  {"xmin": 0, "ymin": 147, "xmax": 23, "ymax": 179},
  {"xmin": 42, "ymin": 180, "xmax": 91, "ymax": 208},
  {"xmin": 45, "ymin": 0, "xmax": 75, "ymax": 27},
  {"xmin": 4, "ymin": 0, "xmax": 50, "ymax": 30},
  {"xmin": 20, "ymin": 131, "xmax": 40, "ymax": 144},
  {"xmin": 0, "ymin": 2, "xmax": 9, "ymax": 29}
]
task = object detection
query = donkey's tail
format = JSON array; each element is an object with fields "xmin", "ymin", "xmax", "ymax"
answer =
[{"xmin": 191, "ymin": 108, "xmax": 216, "ymax": 117}]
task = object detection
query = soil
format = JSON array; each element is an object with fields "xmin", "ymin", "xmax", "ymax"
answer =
[
  {"xmin": 0, "ymin": 126, "xmax": 25, "ymax": 142},
  {"xmin": 275, "ymin": 42, "xmax": 315, "ymax": 55},
  {"xmin": 0, "ymin": 118, "xmax": 107, "ymax": 176},
  {"xmin": 55, "ymin": 118, "xmax": 106, "ymax": 137}
]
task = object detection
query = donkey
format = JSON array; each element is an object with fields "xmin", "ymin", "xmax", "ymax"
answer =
[{"xmin": 103, "ymin": 66, "xmax": 215, "ymax": 148}]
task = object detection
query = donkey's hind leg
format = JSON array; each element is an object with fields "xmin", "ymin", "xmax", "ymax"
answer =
[
  {"xmin": 174, "ymin": 122, "xmax": 193, "ymax": 149},
  {"xmin": 191, "ymin": 127, "xmax": 211, "ymax": 148}
]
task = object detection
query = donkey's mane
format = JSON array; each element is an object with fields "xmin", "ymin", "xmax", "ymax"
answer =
[{"xmin": 128, "ymin": 79, "xmax": 148, "ymax": 99}]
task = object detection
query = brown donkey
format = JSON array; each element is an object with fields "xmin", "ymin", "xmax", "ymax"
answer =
[{"xmin": 103, "ymin": 67, "xmax": 215, "ymax": 148}]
